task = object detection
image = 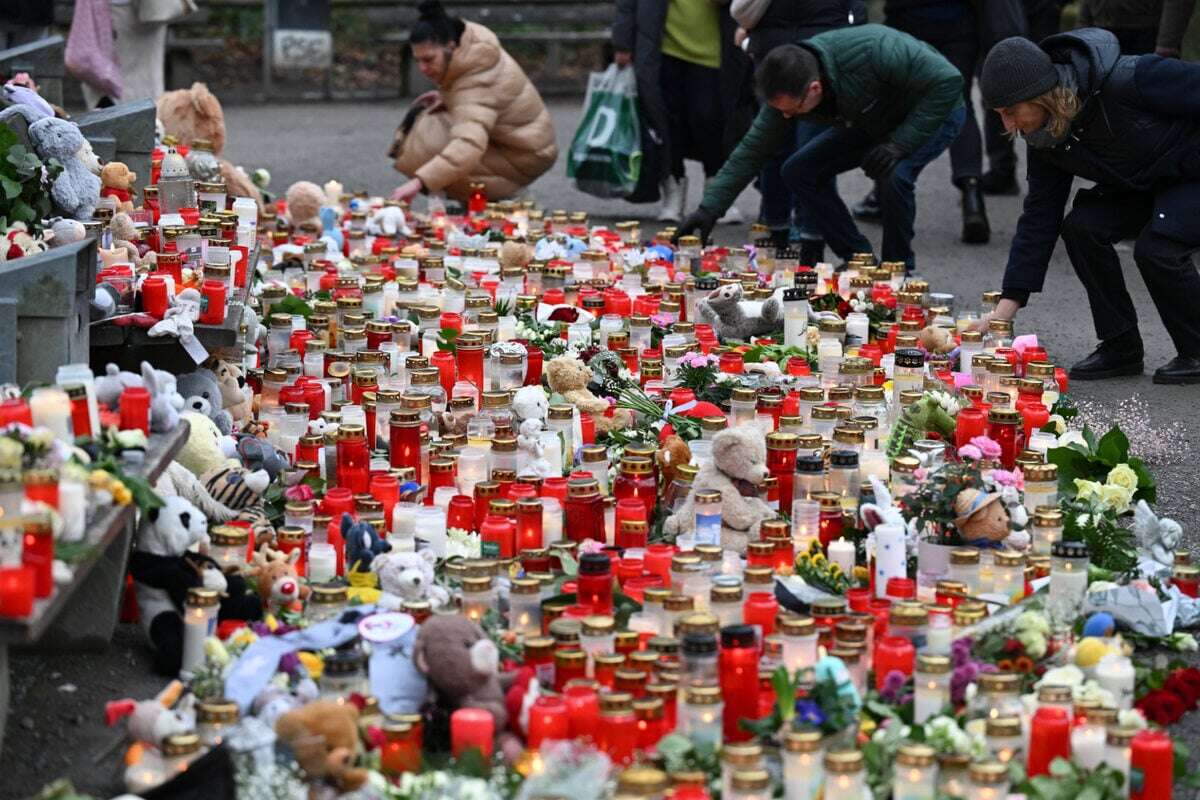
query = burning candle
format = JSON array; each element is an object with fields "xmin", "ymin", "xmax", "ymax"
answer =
[
  {"xmin": 827, "ymin": 537, "xmax": 855, "ymax": 576},
  {"xmin": 451, "ymin": 708, "xmax": 494, "ymax": 759},
  {"xmin": 563, "ymin": 680, "xmax": 601, "ymax": 742},
  {"xmin": 526, "ymin": 695, "xmax": 570, "ymax": 749},
  {"xmin": 380, "ymin": 719, "xmax": 421, "ymax": 776},
  {"xmin": 874, "ymin": 523, "xmax": 907, "ymax": 599},
  {"xmin": 719, "ymin": 625, "xmax": 761, "ymax": 742},
  {"xmin": 1026, "ymin": 706, "xmax": 1070, "ymax": 778},
  {"xmin": 30, "ymin": 387, "xmax": 72, "ymax": 443},
  {"xmin": 1129, "ymin": 729, "xmax": 1173, "ymax": 800},
  {"xmin": 782, "ymin": 729, "xmax": 824, "ymax": 800},
  {"xmin": 913, "ymin": 654, "xmax": 950, "ymax": 723},
  {"xmin": 892, "ymin": 743, "xmax": 936, "ymax": 800},
  {"xmin": 180, "ymin": 587, "xmax": 219, "ymax": 679}
]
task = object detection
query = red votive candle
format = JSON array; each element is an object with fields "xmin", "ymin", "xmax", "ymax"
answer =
[
  {"xmin": 563, "ymin": 680, "xmax": 600, "ymax": 743},
  {"xmin": 1129, "ymin": 729, "xmax": 1173, "ymax": 800},
  {"xmin": 1026, "ymin": 706, "xmax": 1071, "ymax": 778},
  {"xmin": 526, "ymin": 695, "xmax": 570, "ymax": 749},
  {"xmin": 719, "ymin": 624, "xmax": 761, "ymax": 742},
  {"xmin": 450, "ymin": 708, "xmax": 493, "ymax": 760}
]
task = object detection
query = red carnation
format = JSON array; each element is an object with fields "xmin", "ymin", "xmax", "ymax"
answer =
[
  {"xmin": 1003, "ymin": 637, "xmax": 1024, "ymax": 655},
  {"xmin": 1165, "ymin": 674, "xmax": 1200, "ymax": 710},
  {"xmin": 881, "ymin": 295, "xmax": 898, "ymax": 310},
  {"xmin": 1137, "ymin": 688, "xmax": 1186, "ymax": 726}
]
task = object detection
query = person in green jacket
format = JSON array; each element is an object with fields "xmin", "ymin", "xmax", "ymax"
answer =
[{"xmin": 676, "ymin": 24, "xmax": 965, "ymax": 273}]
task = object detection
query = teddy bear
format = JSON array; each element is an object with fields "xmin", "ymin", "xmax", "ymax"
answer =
[
  {"xmin": 366, "ymin": 204, "xmax": 410, "ymax": 238},
  {"xmin": 664, "ymin": 425, "xmax": 777, "ymax": 554},
  {"xmin": 27, "ymin": 116, "xmax": 100, "ymax": 220},
  {"xmin": 275, "ymin": 701, "xmax": 368, "ymax": 798},
  {"xmin": 286, "ymin": 180, "xmax": 325, "ymax": 231},
  {"xmin": 657, "ymin": 434, "xmax": 692, "ymax": 490},
  {"xmin": 499, "ymin": 239, "xmax": 533, "ymax": 271},
  {"xmin": 544, "ymin": 355, "xmax": 633, "ymax": 435},
  {"xmin": 953, "ymin": 488, "xmax": 1012, "ymax": 543},
  {"xmin": 173, "ymin": 410, "xmax": 235, "ymax": 478},
  {"xmin": 918, "ymin": 325, "xmax": 957, "ymax": 355},
  {"xmin": 156, "ymin": 82, "xmax": 262, "ymax": 205},
  {"xmin": 342, "ymin": 513, "xmax": 392, "ymax": 574},
  {"xmin": 372, "ymin": 549, "xmax": 450, "ymax": 611},
  {"xmin": 178, "ymin": 367, "xmax": 235, "ymax": 435},
  {"xmin": 413, "ymin": 613, "xmax": 521, "ymax": 761},
  {"xmin": 695, "ymin": 282, "xmax": 782, "ymax": 341},
  {"xmin": 129, "ymin": 494, "xmax": 262, "ymax": 675},
  {"xmin": 250, "ymin": 547, "xmax": 309, "ymax": 613},
  {"xmin": 100, "ymin": 161, "xmax": 137, "ymax": 213},
  {"xmin": 203, "ymin": 464, "xmax": 274, "ymax": 542}
]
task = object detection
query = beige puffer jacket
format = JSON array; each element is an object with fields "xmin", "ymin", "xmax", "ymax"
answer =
[{"xmin": 389, "ymin": 22, "xmax": 558, "ymax": 201}]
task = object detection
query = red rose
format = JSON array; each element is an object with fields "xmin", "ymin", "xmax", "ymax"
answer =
[
  {"xmin": 1165, "ymin": 674, "xmax": 1200, "ymax": 710},
  {"xmin": 1003, "ymin": 637, "xmax": 1023, "ymax": 655},
  {"xmin": 1137, "ymin": 689, "xmax": 1186, "ymax": 726},
  {"xmin": 547, "ymin": 307, "xmax": 581, "ymax": 323},
  {"xmin": 1176, "ymin": 667, "xmax": 1200, "ymax": 696},
  {"xmin": 881, "ymin": 295, "xmax": 898, "ymax": 310}
]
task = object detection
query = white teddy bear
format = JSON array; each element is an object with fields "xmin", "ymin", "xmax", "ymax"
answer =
[
  {"xmin": 513, "ymin": 384, "xmax": 555, "ymax": 478},
  {"xmin": 372, "ymin": 549, "xmax": 450, "ymax": 610}
]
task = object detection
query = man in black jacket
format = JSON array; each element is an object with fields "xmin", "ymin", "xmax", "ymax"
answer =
[{"xmin": 979, "ymin": 30, "xmax": 1200, "ymax": 384}]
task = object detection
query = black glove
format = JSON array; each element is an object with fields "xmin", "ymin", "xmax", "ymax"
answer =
[
  {"xmin": 861, "ymin": 142, "xmax": 906, "ymax": 181},
  {"xmin": 674, "ymin": 207, "xmax": 718, "ymax": 245}
]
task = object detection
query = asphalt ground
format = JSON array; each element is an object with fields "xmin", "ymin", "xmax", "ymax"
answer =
[{"xmin": 1, "ymin": 98, "xmax": 1197, "ymax": 798}]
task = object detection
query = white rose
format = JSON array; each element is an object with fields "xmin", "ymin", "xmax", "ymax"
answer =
[{"xmin": 1057, "ymin": 430, "xmax": 1089, "ymax": 450}]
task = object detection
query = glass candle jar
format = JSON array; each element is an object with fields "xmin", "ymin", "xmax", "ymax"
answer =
[
  {"xmin": 307, "ymin": 583, "xmax": 349, "ymax": 623},
  {"xmin": 947, "ymin": 549, "xmax": 980, "ymax": 595},
  {"xmin": 729, "ymin": 768, "xmax": 771, "ymax": 800},
  {"xmin": 335, "ymin": 424, "xmax": 369, "ymax": 494},
  {"xmin": 826, "ymin": 451, "xmax": 860, "ymax": 512},
  {"xmin": 729, "ymin": 387, "xmax": 759, "ymax": 428},
  {"xmin": 721, "ymin": 742, "xmax": 764, "ymax": 800},
  {"xmin": 719, "ymin": 625, "xmax": 761, "ymax": 742},
  {"xmin": 682, "ymin": 683, "xmax": 723, "ymax": 747},
  {"xmin": 986, "ymin": 715, "xmax": 1024, "ymax": 765},
  {"xmin": 892, "ymin": 348, "xmax": 925, "ymax": 407},
  {"xmin": 578, "ymin": 552, "xmax": 614, "ymax": 615},
  {"xmin": 320, "ymin": 650, "xmax": 368, "ymax": 701},
  {"xmin": 779, "ymin": 615, "xmax": 818, "ymax": 677},
  {"xmin": 564, "ymin": 479, "xmax": 604, "ymax": 545},
  {"xmin": 1031, "ymin": 508, "xmax": 1062, "ymax": 557},
  {"xmin": 613, "ymin": 457, "xmax": 656, "ymax": 523},
  {"xmin": 966, "ymin": 761, "xmax": 1009, "ymax": 800},
  {"xmin": 782, "ymin": 729, "xmax": 824, "ymax": 800},
  {"xmin": 992, "ymin": 550, "xmax": 1025, "ymax": 604},
  {"xmin": 913, "ymin": 654, "xmax": 951, "ymax": 723},
  {"xmin": 987, "ymin": 408, "xmax": 1023, "ymax": 469},
  {"xmin": 1022, "ymin": 463, "xmax": 1059, "ymax": 516},
  {"xmin": 710, "ymin": 583, "xmax": 743, "ymax": 629},
  {"xmin": 681, "ymin": 632, "xmax": 719, "ymax": 687},
  {"xmin": 892, "ymin": 743, "xmax": 937, "ymax": 800},
  {"xmin": 823, "ymin": 751, "xmax": 866, "ymax": 800},
  {"xmin": 460, "ymin": 576, "xmax": 493, "ymax": 622},
  {"xmin": 1048, "ymin": 541, "xmax": 1089, "ymax": 629},
  {"xmin": 692, "ymin": 491, "xmax": 723, "ymax": 547}
]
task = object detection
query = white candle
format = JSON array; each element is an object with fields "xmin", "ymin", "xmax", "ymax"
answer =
[
  {"xmin": 892, "ymin": 765, "xmax": 936, "ymax": 800},
  {"xmin": 414, "ymin": 506, "xmax": 447, "ymax": 558},
  {"xmin": 1094, "ymin": 654, "xmax": 1136, "ymax": 709},
  {"xmin": 874, "ymin": 523, "xmax": 907, "ymax": 599},
  {"xmin": 1071, "ymin": 724, "xmax": 1106, "ymax": 770},
  {"xmin": 308, "ymin": 543, "xmax": 336, "ymax": 583},
  {"xmin": 782, "ymin": 735, "xmax": 824, "ymax": 800},
  {"xmin": 913, "ymin": 656, "xmax": 951, "ymax": 724},
  {"xmin": 542, "ymin": 498, "xmax": 563, "ymax": 545},
  {"xmin": 58, "ymin": 478, "xmax": 87, "ymax": 543},
  {"xmin": 827, "ymin": 538, "xmax": 855, "ymax": 576},
  {"xmin": 180, "ymin": 588, "xmax": 218, "ymax": 679},
  {"xmin": 455, "ymin": 447, "xmax": 488, "ymax": 495},
  {"xmin": 124, "ymin": 752, "xmax": 167, "ymax": 794},
  {"xmin": 31, "ymin": 387, "xmax": 72, "ymax": 443}
]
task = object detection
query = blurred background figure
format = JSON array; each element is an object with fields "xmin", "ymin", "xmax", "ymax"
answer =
[
  {"xmin": 0, "ymin": 0, "xmax": 53, "ymax": 48},
  {"xmin": 1078, "ymin": 0, "xmax": 1197, "ymax": 55}
]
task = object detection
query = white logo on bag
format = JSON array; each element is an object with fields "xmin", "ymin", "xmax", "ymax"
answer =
[{"xmin": 586, "ymin": 107, "xmax": 617, "ymax": 147}]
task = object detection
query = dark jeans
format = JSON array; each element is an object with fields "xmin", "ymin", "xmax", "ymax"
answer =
[
  {"xmin": 888, "ymin": 12, "xmax": 982, "ymax": 184},
  {"xmin": 782, "ymin": 106, "xmax": 965, "ymax": 271},
  {"xmin": 983, "ymin": 3, "xmax": 1062, "ymax": 177},
  {"xmin": 759, "ymin": 119, "xmax": 828, "ymax": 239},
  {"xmin": 1061, "ymin": 185, "xmax": 1200, "ymax": 356},
  {"xmin": 660, "ymin": 53, "xmax": 725, "ymax": 179}
]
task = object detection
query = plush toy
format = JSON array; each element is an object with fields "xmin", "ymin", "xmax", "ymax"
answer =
[
  {"xmin": 663, "ymin": 425, "xmax": 777, "ymax": 553},
  {"xmin": 695, "ymin": 282, "xmax": 782, "ymax": 341},
  {"xmin": 129, "ymin": 495, "xmax": 261, "ymax": 675},
  {"xmin": 141, "ymin": 362, "xmax": 181, "ymax": 434},
  {"xmin": 250, "ymin": 547, "xmax": 309, "ymax": 613},
  {"xmin": 512, "ymin": 384, "xmax": 554, "ymax": 479},
  {"xmin": 178, "ymin": 367, "xmax": 235, "ymax": 435},
  {"xmin": 0, "ymin": 221, "xmax": 47, "ymax": 261},
  {"xmin": 274, "ymin": 701, "xmax": 368, "ymax": 798},
  {"xmin": 366, "ymin": 204, "xmax": 410, "ymax": 238},
  {"xmin": 953, "ymin": 488, "xmax": 1012, "ymax": 543},
  {"xmin": 95, "ymin": 363, "xmax": 143, "ymax": 408},
  {"xmin": 499, "ymin": 240, "xmax": 533, "ymax": 271},
  {"xmin": 918, "ymin": 325, "xmax": 956, "ymax": 355},
  {"xmin": 319, "ymin": 206, "xmax": 344, "ymax": 252},
  {"xmin": 204, "ymin": 358, "xmax": 249, "ymax": 422},
  {"xmin": 252, "ymin": 677, "xmax": 320, "ymax": 730},
  {"xmin": 544, "ymin": 355, "xmax": 633, "ymax": 435},
  {"xmin": 285, "ymin": 181, "xmax": 324, "ymax": 230},
  {"xmin": 106, "ymin": 681, "xmax": 194, "ymax": 749},
  {"xmin": 413, "ymin": 614, "xmax": 520, "ymax": 760},
  {"xmin": 203, "ymin": 464, "xmax": 273, "ymax": 541},
  {"xmin": 155, "ymin": 82, "xmax": 262, "ymax": 205},
  {"xmin": 173, "ymin": 410, "xmax": 234, "ymax": 479},
  {"xmin": 372, "ymin": 549, "xmax": 450, "ymax": 610},
  {"xmin": 49, "ymin": 217, "xmax": 87, "ymax": 248},
  {"xmin": 235, "ymin": 434, "xmax": 287, "ymax": 483},
  {"xmin": 28, "ymin": 116, "xmax": 101, "ymax": 220},
  {"xmin": 342, "ymin": 513, "xmax": 392, "ymax": 573},
  {"xmin": 108, "ymin": 211, "xmax": 149, "ymax": 265},
  {"xmin": 100, "ymin": 162, "xmax": 137, "ymax": 213},
  {"xmin": 656, "ymin": 435, "xmax": 692, "ymax": 490}
]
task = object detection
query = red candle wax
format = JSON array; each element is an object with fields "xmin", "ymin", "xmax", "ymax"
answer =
[
  {"xmin": 1026, "ymin": 706, "xmax": 1071, "ymax": 778},
  {"xmin": 743, "ymin": 592, "xmax": 779, "ymax": 638},
  {"xmin": 597, "ymin": 709, "xmax": 638, "ymax": 765},
  {"xmin": 847, "ymin": 587, "xmax": 872, "ymax": 612},
  {"xmin": 369, "ymin": 473, "xmax": 400, "ymax": 531},
  {"xmin": 447, "ymin": 495, "xmax": 476, "ymax": 532},
  {"xmin": 22, "ymin": 516, "xmax": 54, "ymax": 598},
  {"xmin": 119, "ymin": 386, "xmax": 151, "ymax": 434},
  {"xmin": 873, "ymin": 635, "xmax": 915, "ymax": 690},
  {"xmin": 526, "ymin": 695, "xmax": 570, "ymax": 749},
  {"xmin": 540, "ymin": 477, "xmax": 569, "ymax": 503},
  {"xmin": 1129, "ymin": 729, "xmax": 1173, "ymax": 800},
  {"xmin": 719, "ymin": 625, "xmax": 761, "ymax": 742},
  {"xmin": 0, "ymin": 565, "xmax": 34, "ymax": 618},
  {"xmin": 480, "ymin": 514, "xmax": 516, "ymax": 559},
  {"xmin": 954, "ymin": 406, "xmax": 987, "ymax": 450},
  {"xmin": 643, "ymin": 544, "xmax": 674, "ymax": 588},
  {"xmin": 322, "ymin": 487, "xmax": 355, "ymax": 518},
  {"xmin": 563, "ymin": 681, "xmax": 601, "ymax": 742},
  {"xmin": 577, "ymin": 552, "xmax": 613, "ymax": 614},
  {"xmin": 450, "ymin": 708, "xmax": 494, "ymax": 760}
]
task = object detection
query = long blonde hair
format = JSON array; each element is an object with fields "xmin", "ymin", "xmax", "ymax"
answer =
[{"xmin": 1022, "ymin": 86, "xmax": 1082, "ymax": 138}]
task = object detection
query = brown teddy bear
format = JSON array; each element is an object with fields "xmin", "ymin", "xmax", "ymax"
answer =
[
  {"xmin": 663, "ymin": 425, "xmax": 777, "ymax": 554},
  {"xmin": 918, "ymin": 325, "xmax": 957, "ymax": 355},
  {"xmin": 544, "ymin": 355, "xmax": 633, "ymax": 434},
  {"xmin": 413, "ymin": 613, "xmax": 522, "ymax": 761},
  {"xmin": 100, "ymin": 162, "xmax": 137, "ymax": 213},
  {"xmin": 657, "ymin": 434, "xmax": 691, "ymax": 491},
  {"xmin": 156, "ymin": 82, "xmax": 262, "ymax": 206},
  {"xmin": 953, "ymin": 488, "xmax": 1011, "ymax": 542},
  {"xmin": 275, "ymin": 700, "xmax": 368, "ymax": 798},
  {"xmin": 286, "ymin": 181, "xmax": 325, "ymax": 231}
]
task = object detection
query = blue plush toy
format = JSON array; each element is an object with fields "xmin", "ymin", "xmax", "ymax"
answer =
[
  {"xmin": 342, "ymin": 512, "xmax": 391, "ymax": 573},
  {"xmin": 1082, "ymin": 612, "xmax": 1116, "ymax": 638}
]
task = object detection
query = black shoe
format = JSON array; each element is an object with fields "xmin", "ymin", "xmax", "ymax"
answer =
[
  {"xmin": 1153, "ymin": 356, "xmax": 1200, "ymax": 384},
  {"xmin": 798, "ymin": 238, "xmax": 825, "ymax": 265},
  {"xmin": 852, "ymin": 189, "xmax": 881, "ymax": 223},
  {"xmin": 980, "ymin": 170, "xmax": 1019, "ymax": 195},
  {"xmin": 960, "ymin": 179, "xmax": 990, "ymax": 244},
  {"xmin": 1069, "ymin": 339, "xmax": 1145, "ymax": 381}
]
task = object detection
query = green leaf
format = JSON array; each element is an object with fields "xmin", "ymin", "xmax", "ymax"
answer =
[
  {"xmin": 1076, "ymin": 787, "xmax": 1101, "ymax": 800},
  {"xmin": 1049, "ymin": 757, "xmax": 1075, "ymax": 778},
  {"xmin": 266, "ymin": 294, "xmax": 313, "ymax": 319},
  {"xmin": 0, "ymin": 176, "xmax": 20, "ymax": 200},
  {"xmin": 1095, "ymin": 426, "xmax": 1130, "ymax": 466},
  {"xmin": 10, "ymin": 198, "xmax": 33, "ymax": 222}
]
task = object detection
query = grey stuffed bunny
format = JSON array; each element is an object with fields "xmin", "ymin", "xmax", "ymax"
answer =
[{"xmin": 696, "ymin": 282, "xmax": 783, "ymax": 341}]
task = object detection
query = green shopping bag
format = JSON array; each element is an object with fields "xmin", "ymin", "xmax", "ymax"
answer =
[{"xmin": 567, "ymin": 64, "xmax": 642, "ymax": 198}]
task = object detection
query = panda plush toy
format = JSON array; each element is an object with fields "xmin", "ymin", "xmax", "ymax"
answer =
[{"xmin": 129, "ymin": 495, "xmax": 262, "ymax": 675}]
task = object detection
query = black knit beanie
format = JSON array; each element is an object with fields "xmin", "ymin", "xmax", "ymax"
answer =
[{"xmin": 981, "ymin": 37, "xmax": 1059, "ymax": 108}]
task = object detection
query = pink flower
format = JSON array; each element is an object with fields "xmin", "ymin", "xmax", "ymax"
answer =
[
  {"xmin": 284, "ymin": 483, "xmax": 314, "ymax": 502},
  {"xmin": 969, "ymin": 436, "xmax": 1002, "ymax": 460},
  {"xmin": 958, "ymin": 444, "xmax": 983, "ymax": 461},
  {"xmin": 682, "ymin": 352, "xmax": 717, "ymax": 368},
  {"xmin": 990, "ymin": 469, "xmax": 1024, "ymax": 490},
  {"xmin": 579, "ymin": 539, "xmax": 606, "ymax": 555}
]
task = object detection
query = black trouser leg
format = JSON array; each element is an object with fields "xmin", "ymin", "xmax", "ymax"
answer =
[
  {"xmin": 1132, "ymin": 226, "xmax": 1200, "ymax": 357},
  {"xmin": 1060, "ymin": 188, "xmax": 1150, "ymax": 343},
  {"xmin": 660, "ymin": 53, "xmax": 724, "ymax": 179}
]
